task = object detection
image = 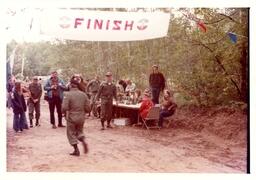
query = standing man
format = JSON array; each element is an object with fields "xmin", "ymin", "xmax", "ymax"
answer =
[
  {"xmin": 87, "ymin": 75, "xmax": 101, "ymax": 117},
  {"xmin": 62, "ymin": 77, "xmax": 91, "ymax": 156},
  {"xmin": 28, "ymin": 76, "xmax": 42, "ymax": 127},
  {"xmin": 96, "ymin": 72, "xmax": 117, "ymax": 130},
  {"xmin": 44, "ymin": 71, "xmax": 67, "ymax": 129},
  {"xmin": 149, "ymin": 65, "xmax": 166, "ymax": 104}
]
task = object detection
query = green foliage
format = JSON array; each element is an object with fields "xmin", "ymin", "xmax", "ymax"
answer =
[{"xmin": 6, "ymin": 8, "xmax": 248, "ymax": 107}]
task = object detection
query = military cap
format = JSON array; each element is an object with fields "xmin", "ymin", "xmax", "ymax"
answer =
[{"xmin": 70, "ymin": 77, "xmax": 80, "ymax": 86}]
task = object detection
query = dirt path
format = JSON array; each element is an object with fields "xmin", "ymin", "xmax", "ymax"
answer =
[{"xmin": 6, "ymin": 103, "xmax": 247, "ymax": 173}]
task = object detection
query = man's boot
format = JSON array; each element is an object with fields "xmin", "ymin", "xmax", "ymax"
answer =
[
  {"xmin": 58, "ymin": 120, "xmax": 66, "ymax": 127},
  {"xmin": 29, "ymin": 119, "xmax": 33, "ymax": 128},
  {"xmin": 107, "ymin": 120, "xmax": 113, "ymax": 128},
  {"xmin": 70, "ymin": 144, "xmax": 80, "ymax": 156},
  {"xmin": 93, "ymin": 110, "xmax": 98, "ymax": 118},
  {"xmin": 78, "ymin": 137, "xmax": 88, "ymax": 154},
  {"xmin": 35, "ymin": 119, "xmax": 40, "ymax": 126},
  {"xmin": 92, "ymin": 105, "xmax": 98, "ymax": 117},
  {"xmin": 101, "ymin": 120, "xmax": 105, "ymax": 130}
]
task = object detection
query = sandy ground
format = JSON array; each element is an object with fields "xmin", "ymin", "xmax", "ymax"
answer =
[{"xmin": 7, "ymin": 102, "xmax": 247, "ymax": 173}]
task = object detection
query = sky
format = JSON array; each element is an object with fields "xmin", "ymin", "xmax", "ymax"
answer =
[{"xmin": 5, "ymin": 8, "xmax": 54, "ymax": 42}]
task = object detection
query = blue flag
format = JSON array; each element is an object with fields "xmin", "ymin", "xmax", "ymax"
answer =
[{"xmin": 228, "ymin": 32, "xmax": 237, "ymax": 43}]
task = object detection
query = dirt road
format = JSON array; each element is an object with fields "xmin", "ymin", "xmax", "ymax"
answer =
[{"xmin": 7, "ymin": 103, "xmax": 247, "ymax": 173}]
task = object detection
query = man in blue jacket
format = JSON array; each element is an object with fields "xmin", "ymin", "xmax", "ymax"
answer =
[{"xmin": 44, "ymin": 71, "xmax": 67, "ymax": 128}]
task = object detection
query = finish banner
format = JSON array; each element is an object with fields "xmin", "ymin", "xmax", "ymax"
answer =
[{"xmin": 40, "ymin": 9, "xmax": 170, "ymax": 41}]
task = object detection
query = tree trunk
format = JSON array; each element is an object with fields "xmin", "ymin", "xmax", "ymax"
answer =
[
  {"xmin": 240, "ymin": 41, "xmax": 248, "ymax": 102},
  {"xmin": 239, "ymin": 8, "xmax": 249, "ymax": 102}
]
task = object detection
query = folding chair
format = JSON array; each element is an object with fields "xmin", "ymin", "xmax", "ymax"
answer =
[
  {"xmin": 162, "ymin": 108, "xmax": 177, "ymax": 128},
  {"xmin": 141, "ymin": 106, "xmax": 160, "ymax": 131},
  {"xmin": 163, "ymin": 116, "xmax": 174, "ymax": 128}
]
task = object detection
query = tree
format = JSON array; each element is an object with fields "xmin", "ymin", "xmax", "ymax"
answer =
[{"xmin": 6, "ymin": 8, "xmax": 248, "ymax": 107}]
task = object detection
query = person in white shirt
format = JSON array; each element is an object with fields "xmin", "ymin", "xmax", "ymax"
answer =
[{"xmin": 125, "ymin": 79, "xmax": 136, "ymax": 96}]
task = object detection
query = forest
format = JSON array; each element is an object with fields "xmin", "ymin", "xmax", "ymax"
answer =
[
  {"xmin": 7, "ymin": 8, "xmax": 249, "ymax": 107},
  {"xmin": 6, "ymin": 7, "xmax": 249, "ymax": 173}
]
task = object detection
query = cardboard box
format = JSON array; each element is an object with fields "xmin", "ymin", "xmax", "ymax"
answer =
[{"xmin": 113, "ymin": 118, "xmax": 131, "ymax": 126}]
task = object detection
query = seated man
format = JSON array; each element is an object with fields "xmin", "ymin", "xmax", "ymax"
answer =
[
  {"xmin": 116, "ymin": 80, "xmax": 125, "ymax": 102},
  {"xmin": 116, "ymin": 80, "xmax": 125, "ymax": 93},
  {"xmin": 139, "ymin": 89, "xmax": 154, "ymax": 119},
  {"xmin": 158, "ymin": 90, "xmax": 177, "ymax": 128},
  {"xmin": 125, "ymin": 79, "xmax": 136, "ymax": 96}
]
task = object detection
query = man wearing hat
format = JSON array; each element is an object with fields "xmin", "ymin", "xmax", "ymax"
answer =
[
  {"xmin": 67, "ymin": 74, "xmax": 87, "ymax": 93},
  {"xmin": 62, "ymin": 76, "xmax": 91, "ymax": 156},
  {"xmin": 28, "ymin": 76, "xmax": 42, "ymax": 127},
  {"xmin": 96, "ymin": 72, "xmax": 117, "ymax": 130},
  {"xmin": 149, "ymin": 64, "xmax": 166, "ymax": 104},
  {"xmin": 44, "ymin": 71, "xmax": 67, "ymax": 128}
]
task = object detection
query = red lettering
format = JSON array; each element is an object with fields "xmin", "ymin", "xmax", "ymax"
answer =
[
  {"xmin": 124, "ymin": 21, "xmax": 134, "ymax": 30},
  {"xmin": 106, "ymin": 20, "xmax": 110, "ymax": 30},
  {"xmin": 73, "ymin": 18, "xmax": 137, "ymax": 31},
  {"xmin": 74, "ymin": 18, "xmax": 84, "ymax": 28},
  {"xmin": 87, "ymin": 19, "xmax": 91, "ymax": 29},
  {"xmin": 112, "ymin": 20, "xmax": 121, "ymax": 30},
  {"xmin": 94, "ymin": 19, "xmax": 103, "ymax": 29}
]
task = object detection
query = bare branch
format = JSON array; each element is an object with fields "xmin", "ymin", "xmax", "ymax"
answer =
[
  {"xmin": 219, "ymin": 13, "xmax": 240, "ymax": 24},
  {"xmin": 191, "ymin": 41, "xmax": 242, "ymax": 98}
]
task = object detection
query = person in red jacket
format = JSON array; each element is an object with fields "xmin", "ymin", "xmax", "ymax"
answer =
[{"xmin": 139, "ymin": 89, "xmax": 154, "ymax": 119}]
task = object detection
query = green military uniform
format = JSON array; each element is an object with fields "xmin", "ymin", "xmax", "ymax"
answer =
[
  {"xmin": 87, "ymin": 79, "xmax": 101, "ymax": 116},
  {"xmin": 96, "ymin": 81, "xmax": 117, "ymax": 129},
  {"xmin": 62, "ymin": 87, "xmax": 90, "ymax": 146},
  {"xmin": 28, "ymin": 82, "xmax": 42, "ymax": 127}
]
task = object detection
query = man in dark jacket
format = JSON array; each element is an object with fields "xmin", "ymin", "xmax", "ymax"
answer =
[
  {"xmin": 11, "ymin": 81, "xmax": 27, "ymax": 132},
  {"xmin": 149, "ymin": 65, "xmax": 166, "ymax": 104},
  {"xmin": 28, "ymin": 76, "xmax": 42, "ymax": 127}
]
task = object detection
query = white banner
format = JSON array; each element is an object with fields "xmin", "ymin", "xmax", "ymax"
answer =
[{"xmin": 40, "ymin": 9, "xmax": 170, "ymax": 41}]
